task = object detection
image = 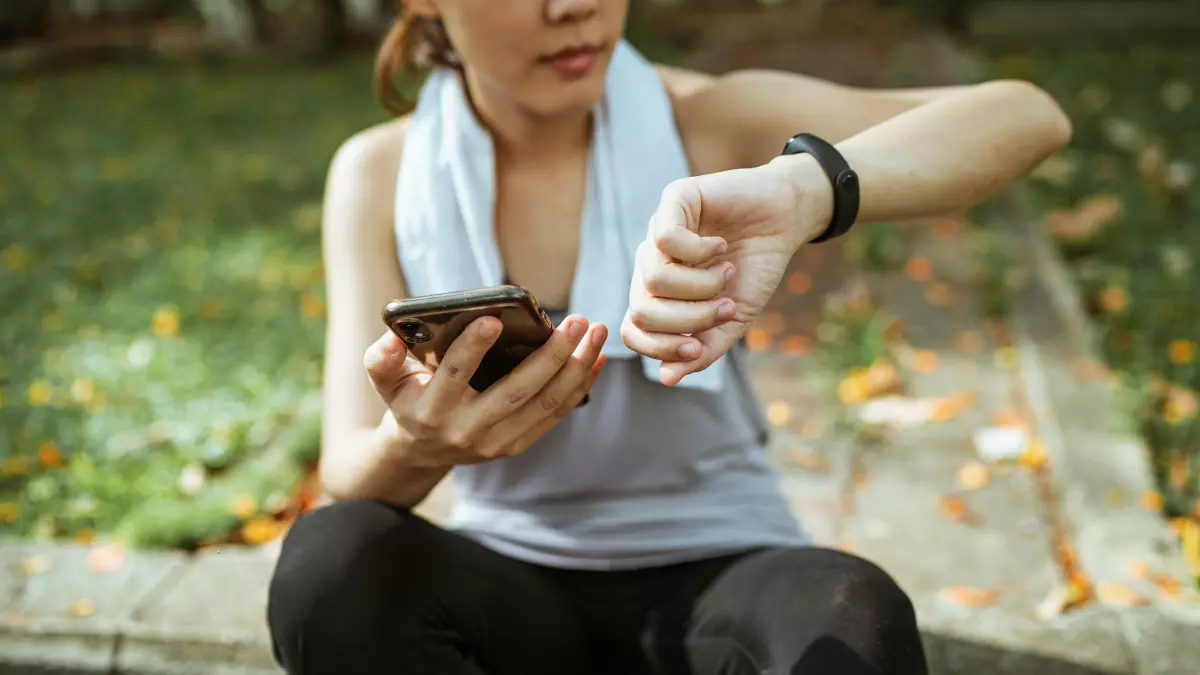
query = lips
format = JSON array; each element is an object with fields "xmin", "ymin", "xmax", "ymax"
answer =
[{"xmin": 540, "ymin": 43, "xmax": 604, "ymax": 77}]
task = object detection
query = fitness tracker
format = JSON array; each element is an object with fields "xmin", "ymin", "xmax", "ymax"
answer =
[{"xmin": 780, "ymin": 132, "xmax": 860, "ymax": 243}]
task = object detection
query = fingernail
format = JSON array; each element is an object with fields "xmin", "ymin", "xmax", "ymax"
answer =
[
  {"xmin": 717, "ymin": 301, "xmax": 736, "ymax": 320},
  {"xmin": 715, "ymin": 240, "xmax": 728, "ymax": 255},
  {"xmin": 590, "ymin": 326, "xmax": 607, "ymax": 346},
  {"xmin": 568, "ymin": 320, "xmax": 587, "ymax": 340},
  {"xmin": 679, "ymin": 343, "xmax": 700, "ymax": 359},
  {"xmin": 478, "ymin": 320, "xmax": 500, "ymax": 339},
  {"xmin": 724, "ymin": 265, "xmax": 735, "ymax": 282}
]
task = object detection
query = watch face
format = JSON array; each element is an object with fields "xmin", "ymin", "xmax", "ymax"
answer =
[{"xmin": 837, "ymin": 171, "xmax": 859, "ymax": 190}]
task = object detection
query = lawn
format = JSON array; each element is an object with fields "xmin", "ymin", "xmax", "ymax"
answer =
[
  {"xmin": 990, "ymin": 47, "xmax": 1199, "ymax": 555},
  {"xmin": 0, "ymin": 57, "xmax": 387, "ymax": 547}
]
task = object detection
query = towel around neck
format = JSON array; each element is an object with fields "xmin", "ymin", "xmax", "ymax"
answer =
[{"xmin": 392, "ymin": 39, "xmax": 727, "ymax": 392}]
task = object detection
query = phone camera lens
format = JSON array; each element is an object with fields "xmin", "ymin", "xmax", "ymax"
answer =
[{"xmin": 396, "ymin": 320, "xmax": 431, "ymax": 343}]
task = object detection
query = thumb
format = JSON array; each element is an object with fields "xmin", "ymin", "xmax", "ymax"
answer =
[
  {"xmin": 364, "ymin": 331, "xmax": 430, "ymax": 406},
  {"xmin": 651, "ymin": 178, "xmax": 727, "ymax": 265}
]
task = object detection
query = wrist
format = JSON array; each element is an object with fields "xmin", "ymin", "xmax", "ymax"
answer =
[{"xmin": 766, "ymin": 153, "xmax": 835, "ymax": 246}]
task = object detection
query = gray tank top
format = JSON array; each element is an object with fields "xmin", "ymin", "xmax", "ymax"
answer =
[{"xmin": 444, "ymin": 308, "xmax": 808, "ymax": 570}]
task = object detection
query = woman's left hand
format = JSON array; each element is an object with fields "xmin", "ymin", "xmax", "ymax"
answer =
[{"xmin": 622, "ymin": 159, "xmax": 831, "ymax": 385}]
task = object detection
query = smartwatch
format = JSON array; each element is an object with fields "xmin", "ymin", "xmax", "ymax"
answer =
[{"xmin": 780, "ymin": 132, "xmax": 860, "ymax": 243}]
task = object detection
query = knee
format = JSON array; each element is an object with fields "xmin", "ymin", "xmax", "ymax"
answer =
[
  {"xmin": 267, "ymin": 500, "xmax": 418, "ymax": 650},
  {"xmin": 776, "ymin": 548, "xmax": 918, "ymax": 627}
]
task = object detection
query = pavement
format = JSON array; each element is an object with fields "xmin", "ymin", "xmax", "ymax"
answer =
[{"xmin": 3, "ymin": 191, "xmax": 1199, "ymax": 674}]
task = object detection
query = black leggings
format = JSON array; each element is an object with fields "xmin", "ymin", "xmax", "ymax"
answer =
[{"xmin": 267, "ymin": 500, "xmax": 928, "ymax": 675}]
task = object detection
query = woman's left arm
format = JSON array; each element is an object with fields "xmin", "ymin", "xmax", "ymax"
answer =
[
  {"xmin": 689, "ymin": 70, "xmax": 1073, "ymax": 223},
  {"xmin": 624, "ymin": 71, "xmax": 1073, "ymax": 384}
]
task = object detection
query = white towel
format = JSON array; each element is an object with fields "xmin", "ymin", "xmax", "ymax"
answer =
[{"xmin": 392, "ymin": 39, "xmax": 727, "ymax": 392}]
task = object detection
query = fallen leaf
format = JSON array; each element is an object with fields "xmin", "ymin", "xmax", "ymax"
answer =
[
  {"xmin": 67, "ymin": 598, "xmax": 95, "ymax": 618},
  {"xmin": 1098, "ymin": 286, "xmax": 1129, "ymax": 313},
  {"xmin": 1169, "ymin": 339, "xmax": 1196, "ymax": 365},
  {"xmin": 230, "ymin": 494, "xmax": 258, "ymax": 519},
  {"xmin": 87, "ymin": 543, "xmax": 126, "ymax": 573},
  {"xmin": 783, "ymin": 446, "xmax": 830, "ymax": 474},
  {"xmin": 1019, "ymin": 438, "xmax": 1049, "ymax": 471},
  {"xmin": 924, "ymin": 283, "xmax": 954, "ymax": 307},
  {"xmin": 786, "ymin": 272, "xmax": 811, "ymax": 295},
  {"xmin": 931, "ymin": 391, "xmax": 977, "ymax": 421},
  {"xmin": 1140, "ymin": 490, "xmax": 1164, "ymax": 513},
  {"xmin": 957, "ymin": 461, "xmax": 991, "ymax": 491},
  {"xmin": 745, "ymin": 328, "xmax": 772, "ymax": 352},
  {"xmin": 19, "ymin": 555, "xmax": 51, "ymax": 576},
  {"xmin": 910, "ymin": 350, "xmax": 939, "ymax": 373},
  {"xmin": 766, "ymin": 400, "xmax": 791, "ymax": 427},
  {"xmin": 955, "ymin": 331, "xmax": 985, "ymax": 352},
  {"xmin": 972, "ymin": 426, "xmax": 1031, "ymax": 462},
  {"xmin": 938, "ymin": 494, "xmax": 981, "ymax": 526},
  {"xmin": 801, "ymin": 420, "xmax": 824, "ymax": 439},
  {"xmin": 242, "ymin": 517, "xmax": 286, "ymax": 546},
  {"xmin": 1149, "ymin": 572, "xmax": 1183, "ymax": 601},
  {"xmin": 1181, "ymin": 519, "xmax": 1200, "ymax": 577},
  {"xmin": 939, "ymin": 586, "xmax": 1000, "ymax": 607},
  {"xmin": 1096, "ymin": 581, "xmax": 1150, "ymax": 607},
  {"xmin": 1036, "ymin": 581, "xmax": 1091, "ymax": 621},
  {"xmin": 757, "ymin": 312, "xmax": 785, "ymax": 335},
  {"xmin": 905, "ymin": 256, "xmax": 934, "ymax": 282},
  {"xmin": 37, "ymin": 441, "xmax": 64, "ymax": 468},
  {"xmin": 1049, "ymin": 195, "xmax": 1122, "ymax": 242},
  {"xmin": 74, "ymin": 529, "xmax": 96, "ymax": 546},
  {"xmin": 781, "ymin": 335, "xmax": 811, "ymax": 356}
]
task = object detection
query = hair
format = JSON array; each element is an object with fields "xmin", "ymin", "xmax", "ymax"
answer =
[{"xmin": 374, "ymin": 5, "xmax": 459, "ymax": 115}]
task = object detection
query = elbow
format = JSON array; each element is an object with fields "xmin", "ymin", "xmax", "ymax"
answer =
[{"xmin": 986, "ymin": 79, "xmax": 1074, "ymax": 153}]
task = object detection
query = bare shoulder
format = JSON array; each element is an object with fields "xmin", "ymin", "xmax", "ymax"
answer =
[
  {"xmin": 323, "ymin": 115, "xmax": 410, "ymax": 240},
  {"xmin": 654, "ymin": 63, "xmax": 719, "ymax": 100},
  {"xmin": 328, "ymin": 115, "xmax": 410, "ymax": 194}
]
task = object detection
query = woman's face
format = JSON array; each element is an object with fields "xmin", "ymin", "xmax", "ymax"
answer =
[{"xmin": 422, "ymin": 0, "xmax": 630, "ymax": 117}]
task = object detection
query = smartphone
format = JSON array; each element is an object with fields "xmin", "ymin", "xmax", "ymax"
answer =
[{"xmin": 382, "ymin": 285, "xmax": 588, "ymax": 405}]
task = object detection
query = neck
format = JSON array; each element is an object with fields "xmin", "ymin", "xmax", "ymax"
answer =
[{"xmin": 462, "ymin": 71, "xmax": 592, "ymax": 163}]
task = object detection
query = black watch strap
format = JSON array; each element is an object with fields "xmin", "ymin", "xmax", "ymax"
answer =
[{"xmin": 780, "ymin": 132, "xmax": 860, "ymax": 243}]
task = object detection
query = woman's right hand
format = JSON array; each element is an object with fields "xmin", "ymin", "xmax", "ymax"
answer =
[{"xmin": 363, "ymin": 315, "xmax": 608, "ymax": 469}]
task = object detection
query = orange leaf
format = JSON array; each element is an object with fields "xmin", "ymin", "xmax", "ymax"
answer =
[
  {"xmin": 87, "ymin": 543, "xmax": 126, "ymax": 573},
  {"xmin": 1036, "ymin": 581, "xmax": 1091, "ymax": 621},
  {"xmin": 781, "ymin": 335, "xmax": 811, "ymax": 356},
  {"xmin": 37, "ymin": 441, "xmax": 64, "ymax": 468},
  {"xmin": 786, "ymin": 272, "xmax": 811, "ymax": 295},
  {"xmin": 1098, "ymin": 286, "xmax": 1129, "ymax": 313},
  {"xmin": 1096, "ymin": 581, "xmax": 1150, "ymax": 607},
  {"xmin": 1049, "ymin": 195, "xmax": 1122, "ymax": 242},
  {"xmin": 939, "ymin": 586, "xmax": 1000, "ymax": 607},
  {"xmin": 766, "ymin": 400, "xmax": 791, "ymax": 427},
  {"xmin": 955, "ymin": 331, "xmax": 984, "ymax": 352},
  {"xmin": 745, "ymin": 328, "xmax": 772, "ymax": 353},
  {"xmin": 905, "ymin": 256, "xmax": 934, "ymax": 282},
  {"xmin": 1019, "ymin": 438, "xmax": 1049, "ymax": 471},
  {"xmin": 956, "ymin": 461, "xmax": 991, "ymax": 491},
  {"xmin": 938, "ymin": 494, "xmax": 981, "ymax": 526},
  {"xmin": 242, "ymin": 517, "xmax": 286, "ymax": 546},
  {"xmin": 1169, "ymin": 339, "xmax": 1196, "ymax": 365},
  {"xmin": 783, "ymin": 446, "xmax": 830, "ymax": 474},
  {"xmin": 1139, "ymin": 490, "xmax": 1164, "ymax": 512},
  {"xmin": 910, "ymin": 350, "xmax": 939, "ymax": 374},
  {"xmin": 230, "ymin": 494, "xmax": 258, "ymax": 519},
  {"xmin": 67, "ymin": 598, "xmax": 95, "ymax": 618},
  {"xmin": 924, "ymin": 283, "xmax": 954, "ymax": 307}
]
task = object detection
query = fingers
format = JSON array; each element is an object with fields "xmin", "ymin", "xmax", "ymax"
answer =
[
  {"xmin": 649, "ymin": 180, "xmax": 727, "ymax": 264},
  {"xmin": 472, "ymin": 314, "xmax": 592, "ymax": 427},
  {"xmin": 619, "ymin": 313, "xmax": 702, "ymax": 362},
  {"xmin": 487, "ymin": 324, "xmax": 607, "ymax": 445},
  {"xmin": 364, "ymin": 330, "xmax": 430, "ymax": 406},
  {"xmin": 657, "ymin": 325, "xmax": 742, "ymax": 386},
  {"xmin": 626, "ymin": 292, "xmax": 737, "ymax": 335},
  {"xmin": 416, "ymin": 316, "xmax": 502, "ymax": 415},
  {"xmin": 637, "ymin": 240, "xmax": 734, "ymax": 301},
  {"xmin": 506, "ymin": 354, "xmax": 607, "ymax": 454}
]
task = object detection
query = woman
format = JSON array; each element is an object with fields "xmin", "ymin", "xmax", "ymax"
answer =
[{"xmin": 267, "ymin": 1, "xmax": 1072, "ymax": 673}]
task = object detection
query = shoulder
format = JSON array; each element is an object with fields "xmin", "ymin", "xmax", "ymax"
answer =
[
  {"xmin": 328, "ymin": 115, "xmax": 410, "ymax": 193},
  {"xmin": 323, "ymin": 116, "xmax": 410, "ymax": 233},
  {"xmin": 653, "ymin": 63, "xmax": 739, "ymax": 176}
]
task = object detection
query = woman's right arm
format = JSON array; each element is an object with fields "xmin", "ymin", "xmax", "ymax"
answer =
[{"xmin": 317, "ymin": 121, "xmax": 449, "ymax": 507}]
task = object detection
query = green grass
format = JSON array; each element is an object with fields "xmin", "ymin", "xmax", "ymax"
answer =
[
  {"xmin": 990, "ymin": 46, "xmax": 1200, "ymax": 519},
  {"xmin": 0, "ymin": 57, "xmax": 388, "ymax": 545}
]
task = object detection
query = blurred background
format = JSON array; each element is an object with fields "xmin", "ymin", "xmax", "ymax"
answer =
[{"xmin": 1, "ymin": 0, "xmax": 1198, "ymax": 669}]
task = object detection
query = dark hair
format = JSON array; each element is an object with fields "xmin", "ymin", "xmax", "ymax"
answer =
[{"xmin": 374, "ymin": 7, "xmax": 459, "ymax": 115}]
